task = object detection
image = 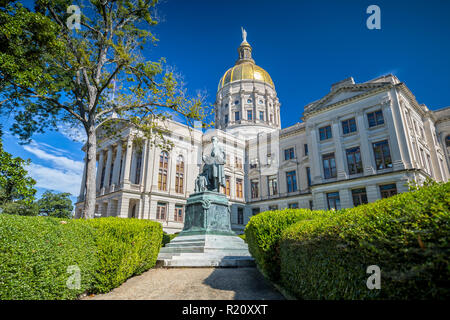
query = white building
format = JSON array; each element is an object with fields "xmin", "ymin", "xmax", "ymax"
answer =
[{"xmin": 75, "ymin": 32, "xmax": 450, "ymax": 234}]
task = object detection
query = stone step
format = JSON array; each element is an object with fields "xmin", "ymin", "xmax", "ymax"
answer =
[
  {"xmin": 166, "ymin": 241, "xmax": 206, "ymax": 248},
  {"xmin": 157, "ymin": 256, "xmax": 255, "ymax": 268},
  {"xmin": 159, "ymin": 246, "xmax": 205, "ymax": 254}
]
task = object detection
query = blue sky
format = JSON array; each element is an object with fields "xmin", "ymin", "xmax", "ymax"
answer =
[{"xmin": 3, "ymin": 0, "xmax": 450, "ymax": 203}]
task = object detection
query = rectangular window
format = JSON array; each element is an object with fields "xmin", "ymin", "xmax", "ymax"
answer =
[
  {"xmin": 284, "ymin": 147, "xmax": 295, "ymax": 160},
  {"xmin": 319, "ymin": 125, "xmax": 332, "ymax": 141},
  {"xmin": 267, "ymin": 175, "xmax": 278, "ymax": 196},
  {"xmin": 269, "ymin": 205, "xmax": 278, "ymax": 211},
  {"xmin": 346, "ymin": 147, "xmax": 363, "ymax": 174},
  {"xmin": 327, "ymin": 192, "xmax": 341, "ymax": 210},
  {"xmin": 342, "ymin": 118, "xmax": 357, "ymax": 134},
  {"xmin": 174, "ymin": 205, "xmax": 184, "ymax": 222},
  {"xmin": 309, "ymin": 200, "xmax": 313, "ymax": 210},
  {"xmin": 252, "ymin": 208, "xmax": 260, "ymax": 215},
  {"xmin": 259, "ymin": 111, "xmax": 264, "ymax": 120},
  {"xmin": 235, "ymin": 111, "xmax": 240, "ymax": 121},
  {"xmin": 352, "ymin": 188, "xmax": 368, "ymax": 207},
  {"xmin": 224, "ymin": 114, "xmax": 228, "ymax": 124},
  {"xmin": 251, "ymin": 179, "xmax": 259, "ymax": 198},
  {"xmin": 237, "ymin": 207, "xmax": 244, "ymax": 225},
  {"xmin": 322, "ymin": 153, "xmax": 337, "ymax": 179},
  {"xmin": 304, "ymin": 144, "xmax": 308, "ymax": 156},
  {"xmin": 247, "ymin": 110, "xmax": 253, "ymax": 120},
  {"xmin": 225, "ymin": 176, "xmax": 231, "ymax": 196},
  {"xmin": 236, "ymin": 178, "xmax": 243, "ymax": 198},
  {"xmin": 235, "ymin": 156, "xmax": 243, "ymax": 169},
  {"xmin": 288, "ymin": 202, "xmax": 299, "ymax": 209},
  {"xmin": 367, "ymin": 110, "xmax": 384, "ymax": 127},
  {"xmin": 286, "ymin": 170, "xmax": 298, "ymax": 193},
  {"xmin": 372, "ymin": 140, "xmax": 392, "ymax": 170},
  {"xmin": 306, "ymin": 167, "xmax": 311, "ymax": 187},
  {"xmin": 380, "ymin": 183, "xmax": 397, "ymax": 199},
  {"xmin": 156, "ymin": 202, "xmax": 167, "ymax": 220}
]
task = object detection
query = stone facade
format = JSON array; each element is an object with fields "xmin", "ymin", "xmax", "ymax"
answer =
[{"xmin": 75, "ymin": 34, "xmax": 450, "ymax": 234}]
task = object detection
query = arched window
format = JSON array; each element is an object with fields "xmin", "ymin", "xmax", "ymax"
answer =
[
  {"xmin": 175, "ymin": 155, "xmax": 184, "ymax": 193},
  {"xmin": 158, "ymin": 151, "xmax": 169, "ymax": 191}
]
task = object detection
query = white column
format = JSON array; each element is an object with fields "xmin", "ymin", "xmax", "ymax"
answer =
[
  {"xmin": 122, "ymin": 136, "xmax": 133, "ymax": 186},
  {"xmin": 111, "ymin": 142, "xmax": 123, "ymax": 187},
  {"xmin": 307, "ymin": 124, "xmax": 322, "ymax": 184},
  {"xmin": 332, "ymin": 119, "xmax": 347, "ymax": 180},
  {"xmin": 382, "ymin": 100, "xmax": 404, "ymax": 170},
  {"xmin": 96, "ymin": 151, "xmax": 104, "ymax": 191},
  {"xmin": 103, "ymin": 146, "xmax": 113, "ymax": 190},
  {"xmin": 356, "ymin": 111, "xmax": 375, "ymax": 175},
  {"xmin": 78, "ymin": 158, "xmax": 87, "ymax": 201},
  {"xmin": 390, "ymin": 91, "xmax": 412, "ymax": 169},
  {"xmin": 139, "ymin": 140, "xmax": 148, "ymax": 188}
]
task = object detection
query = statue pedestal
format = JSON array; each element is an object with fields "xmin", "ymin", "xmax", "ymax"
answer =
[
  {"xmin": 181, "ymin": 191, "xmax": 234, "ymax": 236},
  {"xmin": 157, "ymin": 191, "xmax": 254, "ymax": 267}
]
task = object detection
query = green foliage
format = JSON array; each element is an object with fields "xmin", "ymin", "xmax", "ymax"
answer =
[
  {"xmin": 238, "ymin": 233, "xmax": 246, "ymax": 242},
  {"xmin": 0, "ymin": 215, "xmax": 163, "ymax": 299},
  {"xmin": 37, "ymin": 190, "xmax": 73, "ymax": 218},
  {"xmin": 0, "ymin": 200, "xmax": 38, "ymax": 216},
  {"xmin": 86, "ymin": 217, "xmax": 163, "ymax": 293},
  {"xmin": 162, "ymin": 231, "xmax": 178, "ymax": 247},
  {"xmin": 244, "ymin": 208, "xmax": 332, "ymax": 280},
  {"xmin": 0, "ymin": 215, "xmax": 98, "ymax": 299},
  {"xmin": 0, "ymin": 131, "xmax": 36, "ymax": 205},
  {"xmin": 279, "ymin": 181, "xmax": 450, "ymax": 299}
]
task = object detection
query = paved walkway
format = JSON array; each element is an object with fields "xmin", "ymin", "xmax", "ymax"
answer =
[{"xmin": 83, "ymin": 268, "xmax": 285, "ymax": 300}]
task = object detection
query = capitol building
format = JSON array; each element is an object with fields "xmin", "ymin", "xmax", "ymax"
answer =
[{"xmin": 75, "ymin": 31, "xmax": 450, "ymax": 234}]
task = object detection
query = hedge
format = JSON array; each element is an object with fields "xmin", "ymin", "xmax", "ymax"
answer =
[
  {"xmin": 87, "ymin": 217, "xmax": 163, "ymax": 293},
  {"xmin": 0, "ymin": 215, "xmax": 163, "ymax": 299},
  {"xmin": 0, "ymin": 215, "xmax": 98, "ymax": 299},
  {"xmin": 244, "ymin": 208, "xmax": 332, "ymax": 280},
  {"xmin": 280, "ymin": 181, "xmax": 450, "ymax": 299},
  {"xmin": 161, "ymin": 231, "xmax": 178, "ymax": 247}
]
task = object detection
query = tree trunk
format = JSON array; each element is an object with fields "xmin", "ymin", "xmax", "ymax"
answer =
[{"xmin": 83, "ymin": 124, "xmax": 97, "ymax": 219}]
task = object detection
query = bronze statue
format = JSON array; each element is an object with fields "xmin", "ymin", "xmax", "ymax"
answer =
[{"xmin": 197, "ymin": 136, "xmax": 226, "ymax": 192}]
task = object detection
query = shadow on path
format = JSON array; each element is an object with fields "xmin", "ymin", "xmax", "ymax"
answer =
[{"xmin": 202, "ymin": 268, "xmax": 284, "ymax": 300}]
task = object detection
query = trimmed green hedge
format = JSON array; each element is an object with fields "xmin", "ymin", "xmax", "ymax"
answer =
[
  {"xmin": 87, "ymin": 217, "xmax": 163, "ymax": 293},
  {"xmin": 280, "ymin": 182, "xmax": 450, "ymax": 299},
  {"xmin": 244, "ymin": 208, "xmax": 332, "ymax": 280},
  {"xmin": 162, "ymin": 231, "xmax": 178, "ymax": 247},
  {"xmin": 0, "ymin": 215, "xmax": 163, "ymax": 299},
  {"xmin": 0, "ymin": 215, "xmax": 98, "ymax": 299}
]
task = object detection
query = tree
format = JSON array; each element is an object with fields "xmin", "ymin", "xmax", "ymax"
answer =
[
  {"xmin": 37, "ymin": 190, "xmax": 73, "ymax": 218},
  {"xmin": 0, "ymin": 128, "xmax": 36, "ymax": 206},
  {"xmin": 0, "ymin": 0, "xmax": 212, "ymax": 219}
]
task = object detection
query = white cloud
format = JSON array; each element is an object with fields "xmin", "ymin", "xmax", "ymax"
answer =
[
  {"xmin": 23, "ymin": 143, "xmax": 84, "ymax": 173},
  {"xmin": 22, "ymin": 141, "xmax": 84, "ymax": 196},
  {"xmin": 26, "ymin": 163, "xmax": 82, "ymax": 196}
]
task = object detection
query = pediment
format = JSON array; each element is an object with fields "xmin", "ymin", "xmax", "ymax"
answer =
[{"xmin": 305, "ymin": 83, "xmax": 391, "ymax": 115}]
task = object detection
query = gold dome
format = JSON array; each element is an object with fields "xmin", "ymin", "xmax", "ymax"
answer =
[{"xmin": 218, "ymin": 61, "xmax": 274, "ymax": 90}]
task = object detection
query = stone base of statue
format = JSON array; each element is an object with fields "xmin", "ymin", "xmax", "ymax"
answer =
[{"xmin": 157, "ymin": 191, "xmax": 254, "ymax": 267}]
